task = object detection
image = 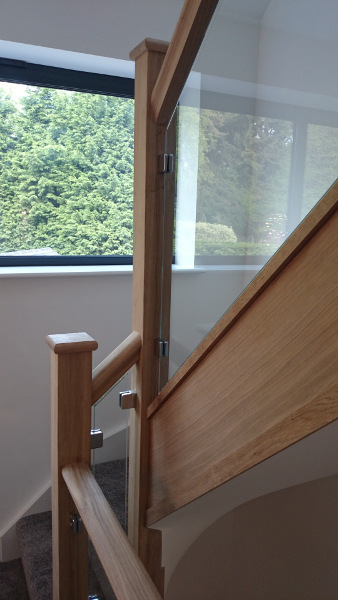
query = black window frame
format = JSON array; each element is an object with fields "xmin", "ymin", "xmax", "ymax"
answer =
[{"xmin": 0, "ymin": 57, "xmax": 135, "ymax": 267}]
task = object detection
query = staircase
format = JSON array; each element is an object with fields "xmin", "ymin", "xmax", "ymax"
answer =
[{"xmin": 0, "ymin": 460, "xmax": 127, "ymax": 600}]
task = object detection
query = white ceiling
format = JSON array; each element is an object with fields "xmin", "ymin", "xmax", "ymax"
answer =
[
  {"xmin": 216, "ymin": 0, "xmax": 338, "ymax": 43},
  {"xmin": 218, "ymin": 0, "xmax": 272, "ymax": 21},
  {"xmin": 263, "ymin": 0, "xmax": 338, "ymax": 42}
]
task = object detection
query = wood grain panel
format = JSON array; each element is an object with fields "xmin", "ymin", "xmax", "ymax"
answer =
[
  {"xmin": 147, "ymin": 208, "xmax": 338, "ymax": 523},
  {"xmin": 63, "ymin": 463, "xmax": 163, "ymax": 600}
]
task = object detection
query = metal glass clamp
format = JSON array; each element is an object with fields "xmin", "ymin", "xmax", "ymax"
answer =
[
  {"xmin": 119, "ymin": 390, "xmax": 137, "ymax": 409},
  {"xmin": 70, "ymin": 512, "xmax": 82, "ymax": 534},
  {"xmin": 155, "ymin": 338, "xmax": 169, "ymax": 358},
  {"xmin": 90, "ymin": 429, "xmax": 103, "ymax": 449},
  {"xmin": 158, "ymin": 153, "xmax": 174, "ymax": 174}
]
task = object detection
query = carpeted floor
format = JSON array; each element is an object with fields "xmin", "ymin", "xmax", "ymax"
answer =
[
  {"xmin": 0, "ymin": 459, "xmax": 127, "ymax": 600},
  {"xmin": 94, "ymin": 458, "xmax": 128, "ymax": 531},
  {"xmin": 0, "ymin": 559, "xmax": 30, "ymax": 600},
  {"xmin": 16, "ymin": 511, "xmax": 52, "ymax": 600}
]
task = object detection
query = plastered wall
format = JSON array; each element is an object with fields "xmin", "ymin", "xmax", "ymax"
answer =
[{"xmin": 166, "ymin": 475, "xmax": 338, "ymax": 600}]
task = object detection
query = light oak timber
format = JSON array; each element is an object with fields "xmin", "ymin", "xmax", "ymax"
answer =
[
  {"xmin": 47, "ymin": 332, "xmax": 97, "ymax": 600},
  {"xmin": 148, "ymin": 178, "xmax": 338, "ymax": 418},
  {"xmin": 128, "ymin": 39, "xmax": 171, "ymax": 593},
  {"xmin": 92, "ymin": 331, "xmax": 142, "ymax": 405},
  {"xmin": 148, "ymin": 387, "xmax": 338, "ymax": 523},
  {"xmin": 46, "ymin": 331, "xmax": 98, "ymax": 354},
  {"xmin": 129, "ymin": 38, "xmax": 170, "ymax": 61},
  {"xmin": 63, "ymin": 463, "xmax": 163, "ymax": 600},
  {"xmin": 147, "ymin": 205, "xmax": 338, "ymax": 523},
  {"xmin": 151, "ymin": 0, "xmax": 219, "ymax": 124}
]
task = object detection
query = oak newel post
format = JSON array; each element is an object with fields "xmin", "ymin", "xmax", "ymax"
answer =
[
  {"xmin": 46, "ymin": 332, "xmax": 98, "ymax": 600},
  {"xmin": 128, "ymin": 39, "xmax": 171, "ymax": 595}
]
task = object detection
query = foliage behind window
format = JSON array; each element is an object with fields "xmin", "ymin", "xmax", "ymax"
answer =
[
  {"xmin": 0, "ymin": 83, "xmax": 134, "ymax": 258},
  {"xmin": 195, "ymin": 110, "xmax": 292, "ymax": 257}
]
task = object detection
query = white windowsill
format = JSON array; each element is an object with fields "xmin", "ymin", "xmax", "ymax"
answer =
[
  {"xmin": 0, "ymin": 264, "xmax": 201, "ymax": 278},
  {"xmin": 0, "ymin": 265, "xmax": 134, "ymax": 278},
  {"xmin": 0, "ymin": 263, "xmax": 262, "ymax": 278}
]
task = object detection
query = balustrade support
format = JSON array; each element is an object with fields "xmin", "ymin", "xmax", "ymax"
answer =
[{"xmin": 46, "ymin": 332, "xmax": 98, "ymax": 600}]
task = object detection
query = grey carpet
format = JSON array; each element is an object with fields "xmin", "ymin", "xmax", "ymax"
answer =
[
  {"xmin": 0, "ymin": 559, "xmax": 30, "ymax": 600},
  {"xmin": 13, "ymin": 459, "xmax": 127, "ymax": 600},
  {"xmin": 90, "ymin": 458, "xmax": 128, "ymax": 600},
  {"xmin": 93, "ymin": 458, "xmax": 128, "ymax": 531},
  {"xmin": 16, "ymin": 512, "xmax": 52, "ymax": 600}
]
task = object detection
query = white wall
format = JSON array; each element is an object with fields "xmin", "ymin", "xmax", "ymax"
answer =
[
  {"xmin": 0, "ymin": 265, "xmax": 252, "ymax": 560},
  {"xmin": 0, "ymin": 0, "xmax": 184, "ymax": 62},
  {"xmin": 194, "ymin": 0, "xmax": 338, "ymax": 102},
  {"xmin": 166, "ymin": 474, "xmax": 338, "ymax": 600},
  {"xmin": 169, "ymin": 266, "xmax": 258, "ymax": 374},
  {"xmin": 0, "ymin": 0, "xmax": 255, "ymax": 562},
  {"xmin": 153, "ymin": 419, "xmax": 338, "ymax": 589},
  {"xmin": 0, "ymin": 269, "xmax": 133, "ymax": 559},
  {"xmin": 0, "ymin": 0, "xmax": 185, "ymax": 561}
]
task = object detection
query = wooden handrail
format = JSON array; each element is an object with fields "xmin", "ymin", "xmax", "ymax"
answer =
[
  {"xmin": 151, "ymin": 0, "xmax": 219, "ymax": 124},
  {"xmin": 62, "ymin": 462, "xmax": 163, "ymax": 600},
  {"xmin": 92, "ymin": 331, "xmax": 142, "ymax": 405}
]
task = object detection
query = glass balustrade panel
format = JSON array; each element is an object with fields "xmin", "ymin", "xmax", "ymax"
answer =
[
  {"xmin": 88, "ymin": 532, "xmax": 117, "ymax": 600},
  {"xmin": 91, "ymin": 371, "xmax": 130, "ymax": 531},
  {"xmin": 160, "ymin": 0, "xmax": 338, "ymax": 386},
  {"xmin": 90, "ymin": 372, "xmax": 130, "ymax": 598}
]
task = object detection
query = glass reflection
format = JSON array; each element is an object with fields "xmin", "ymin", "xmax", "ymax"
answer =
[{"xmin": 165, "ymin": 0, "xmax": 338, "ymax": 381}]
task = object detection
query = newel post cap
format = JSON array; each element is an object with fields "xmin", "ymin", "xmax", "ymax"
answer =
[{"xmin": 46, "ymin": 332, "xmax": 98, "ymax": 354}]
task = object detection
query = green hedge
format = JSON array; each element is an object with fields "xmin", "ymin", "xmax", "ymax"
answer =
[
  {"xmin": 195, "ymin": 222, "xmax": 237, "ymax": 243},
  {"xmin": 195, "ymin": 240, "xmax": 279, "ymax": 256}
]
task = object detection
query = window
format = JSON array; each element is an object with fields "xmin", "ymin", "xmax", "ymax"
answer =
[
  {"xmin": 174, "ymin": 86, "xmax": 338, "ymax": 267},
  {"xmin": 194, "ymin": 108, "xmax": 293, "ymax": 263},
  {"xmin": 0, "ymin": 58, "xmax": 134, "ymax": 266}
]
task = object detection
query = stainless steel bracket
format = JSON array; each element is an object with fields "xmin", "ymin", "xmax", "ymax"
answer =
[
  {"xmin": 158, "ymin": 153, "xmax": 174, "ymax": 174},
  {"xmin": 90, "ymin": 428, "xmax": 103, "ymax": 449},
  {"xmin": 119, "ymin": 390, "xmax": 137, "ymax": 409},
  {"xmin": 70, "ymin": 512, "xmax": 82, "ymax": 534},
  {"xmin": 155, "ymin": 338, "xmax": 169, "ymax": 358}
]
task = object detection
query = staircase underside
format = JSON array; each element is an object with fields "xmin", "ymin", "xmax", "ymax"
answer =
[
  {"xmin": 154, "ymin": 419, "xmax": 338, "ymax": 587},
  {"xmin": 147, "ymin": 187, "xmax": 338, "ymax": 525}
]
